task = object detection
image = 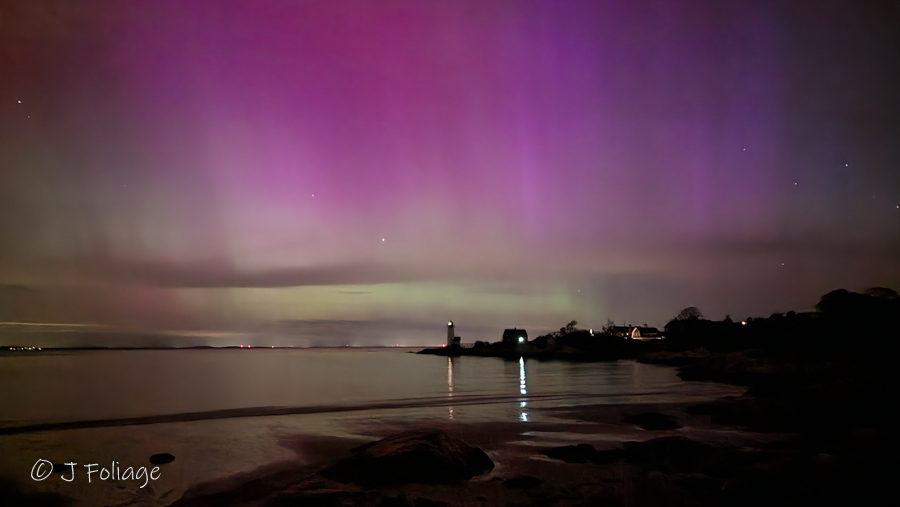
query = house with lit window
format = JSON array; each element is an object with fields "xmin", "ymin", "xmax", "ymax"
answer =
[
  {"xmin": 630, "ymin": 326, "xmax": 662, "ymax": 340},
  {"xmin": 608, "ymin": 325, "xmax": 663, "ymax": 340}
]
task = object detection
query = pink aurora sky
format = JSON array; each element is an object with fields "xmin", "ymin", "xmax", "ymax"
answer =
[{"xmin": 1, "ymin": 0, "xmax": 898, "ymax": 344}]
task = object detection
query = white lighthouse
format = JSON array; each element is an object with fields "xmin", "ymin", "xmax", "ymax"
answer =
[{"xmin": 447, "ymin": 321, "xmax": 455, "ymax": 346}]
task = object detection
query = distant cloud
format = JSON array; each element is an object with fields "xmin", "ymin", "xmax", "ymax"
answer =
[
  {"xmin": 13, "ymin": 258, "xmax": 424, "ymax": 289},
  {"xmin": 10, "ymin": 253, "xmax": 581, "ymax": 289},
  {"xmin": 141, "ymin": 262, "xmax": 410, "ymax": 288}
]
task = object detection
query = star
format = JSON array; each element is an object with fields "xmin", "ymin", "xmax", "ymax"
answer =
[
  {"xmin": 381, "ymin": 238, "xmax": 385, "ymax": 242},
  {"xmin": 16, "ymin": 100, "xmax": 21, "ymax": 104}
]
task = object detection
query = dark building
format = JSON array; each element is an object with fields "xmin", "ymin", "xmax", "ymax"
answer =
[
  {"xmin": 502, "ymin": 328, "xmax": 528, "ymax": 345},
  {"xmin": 608, "ymin": 326, "xmax": 632, "ymax": 338}
]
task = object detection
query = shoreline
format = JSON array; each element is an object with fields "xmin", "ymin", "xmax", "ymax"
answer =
[
  {"xmin": 168, "ymin": 348, "xmax": 891, "ymax": 506},
  {"xmin": 417, "ymin": 338, "xmax": 664, "ymax": 362}
]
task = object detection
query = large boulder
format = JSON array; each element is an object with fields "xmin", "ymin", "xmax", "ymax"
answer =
[{"xmin": 319, "ymin": 430, "xmax": 493, "ymax": 487}]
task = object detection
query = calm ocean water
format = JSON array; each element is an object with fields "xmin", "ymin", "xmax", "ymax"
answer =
[{"xmin": 0, "ymin": 348, "xmax": 743, "ymax": 506}]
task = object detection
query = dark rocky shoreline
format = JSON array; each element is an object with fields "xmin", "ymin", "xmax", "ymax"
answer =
[{"xmin": 417, "ymin": 332, "xmax": 664, "ymax": 361}]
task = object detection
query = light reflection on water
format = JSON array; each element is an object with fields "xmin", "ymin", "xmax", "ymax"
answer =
[
  {"xmin": 445, "ymin": 356, "xmax": 528, "ymax": 422},
  {"xmin": 447, "ymin": 357, "xmax": 454, "ymax": 420},
  {"xmin": 519, "ymin": 357, "xmax": 528, "ymax": 422}
]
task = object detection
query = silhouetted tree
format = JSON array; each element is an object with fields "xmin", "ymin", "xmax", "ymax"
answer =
[
  {"xmin": 815, "ymin": 289, "xmax": 851, "ymax": 313},
  {"xmin": 676, "ymin": 307, "xmax": 703, "ymax": 321},
  {"xmin": 602, "ymin": 319, "xmax": 616, "ymax": 334}
]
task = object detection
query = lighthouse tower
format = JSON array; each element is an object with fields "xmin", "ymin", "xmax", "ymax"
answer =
[{"xmin": 447, "ymin": 321, "xmax": 455, "ymax": 346}]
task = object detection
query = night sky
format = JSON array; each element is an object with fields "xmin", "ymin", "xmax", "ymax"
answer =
[{"xmin": 1, "ymin": 0, "xmax": 898, "ymax": 345}]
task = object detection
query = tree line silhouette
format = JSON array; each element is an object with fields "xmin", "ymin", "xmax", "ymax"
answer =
[{"xmin": 663, "ymin": 287, "xmax": 900, "ymax": 358}]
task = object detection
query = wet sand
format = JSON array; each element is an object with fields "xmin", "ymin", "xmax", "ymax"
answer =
[{"xmin": 168, "ymin": 399, "xmax": 790, "ymax": 507}]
